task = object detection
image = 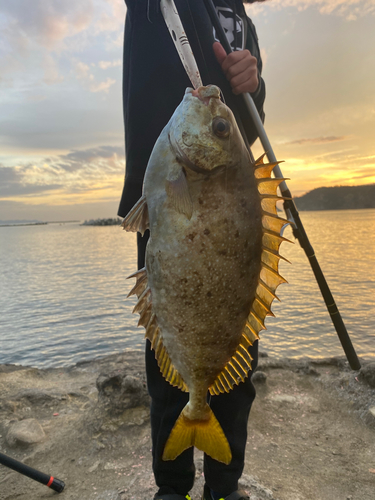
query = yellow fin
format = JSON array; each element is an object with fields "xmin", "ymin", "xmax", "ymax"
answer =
[
  {"xmin": 162, "ymin": 404, "xmax": 232, "ymax": 464},
  {"xmin": 209, "ymin": 338, "xmax": 254, "ymax": 396},
  {"xmin": 122, "ymin": 195, "xmax": 149, "ymax": 236},
  {"xmin": 257, "ymin": 178, "xmax": 287, "ymax": 196},
  {"xmin": 128, "ymin": 267, "xmax": 187, "ymax": 392},
  {"xmin": 127, "ymin": 269, "xmax": 148, "ymax": 298}
]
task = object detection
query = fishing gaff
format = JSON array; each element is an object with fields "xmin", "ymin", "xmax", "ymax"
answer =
[
  {"xmin": 0, "ymin": 451, "xmax": 65, "ymax": 493},
  {"xmin": 161, "ymin": 0, "xmax": 361, "ymax": 370}
]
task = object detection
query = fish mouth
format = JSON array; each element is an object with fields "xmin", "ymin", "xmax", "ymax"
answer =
[
  {"xmin": 188, "ymin": 85, "xmax": 221, "ymax": 106},
  {"xmin": 168, "ymin": 131, "xmax": 226, "ymax": 176}
]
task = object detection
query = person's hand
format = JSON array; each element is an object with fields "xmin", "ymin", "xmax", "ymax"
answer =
[{"xmin": 213, "ymin": 41, "xmax": 259, "ymax": 95}]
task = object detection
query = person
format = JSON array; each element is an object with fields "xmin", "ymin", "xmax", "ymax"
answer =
[{"xmin": 118, "ymin": 1, "xmax": 266, "ymax": 499}]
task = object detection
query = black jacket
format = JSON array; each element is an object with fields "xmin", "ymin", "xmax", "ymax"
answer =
[{"xmin": 118, "ymin": 0, "xmax": 265, "ymax": 217}]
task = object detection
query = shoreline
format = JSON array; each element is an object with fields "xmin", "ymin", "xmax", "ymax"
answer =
[
  {"xmin": 2, "ymin": 350, "xmax": 374, "ymax": 373},
  {"xmin": 0, "ymin": 351, "xmax": 374, "ymax": 500}
]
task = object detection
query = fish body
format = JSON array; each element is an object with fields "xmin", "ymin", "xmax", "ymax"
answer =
[{"xmin": 123, "ymin": 85, "xmax": 289, "ymax": 464}]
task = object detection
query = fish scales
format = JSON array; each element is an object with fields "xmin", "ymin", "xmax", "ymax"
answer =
[{"xmin": 123, "ymin": 85, "xmax": 289, "ymax": 464}]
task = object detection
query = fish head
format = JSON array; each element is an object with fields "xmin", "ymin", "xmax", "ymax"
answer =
[{"xmin": 169, "ymin": 85, "xmax": 245, "ymax": 175}]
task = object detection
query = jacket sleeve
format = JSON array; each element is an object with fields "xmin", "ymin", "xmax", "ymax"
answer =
[
  {"xmin": 240, "ymin": 15, "xmax": 266, "ymax": 145},
  {"xmin": 248, "ymin": 16, "xmax": 265, "ymax": 113}
]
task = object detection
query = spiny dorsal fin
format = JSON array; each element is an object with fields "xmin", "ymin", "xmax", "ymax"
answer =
[
  {"xmin": 257, "ymin": 178, "xmax": 289, "ymax": 196},
  {"xmin": 127, "ymin": 267, "xmax": 188, "ymax": 392},
  {"xmin": 209, "ymin": 155, "xmax": 291, "ymax": 396},
  {"xmin": 260, "ymin": 195, "xmax": 289, "ymax": 216},
  {"xmin": 122, "ymin": 195, "xmax": 149, "ymax": 236}
]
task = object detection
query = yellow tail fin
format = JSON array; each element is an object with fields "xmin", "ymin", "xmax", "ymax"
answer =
[{"xmin": 162, "ymin": 404, "xmax": 232, "ymax": 464}]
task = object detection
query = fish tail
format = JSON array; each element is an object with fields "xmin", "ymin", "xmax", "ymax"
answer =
[{"xmin": 162, "ymin": 404, "xmax": 232, "ymax": 464}]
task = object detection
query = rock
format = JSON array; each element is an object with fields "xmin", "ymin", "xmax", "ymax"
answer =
[
  {"xmin": 13, "ymin": 389, "xmax": 65, "ymax": 405},
  {"xmin": 96, "ymin": 371, "xmax": 149, "ymax": 413},
  {"xmin": 0, "ymin": 364, "xmax": 25, "ymax": 374},
  {"xmin": 359, "ymin": 362, "xmax": 375, "ymax": 388},
  {"xmin": 365, "ymin": 406, "xmax": 375, "ymax": 427},
  {"xmin": 100, "ymin": 406, "xmax": 150, "ymax": 431},
  {"xmin": 270, "ymin": 394, "xmax": 297, "ymax": 404},
  {"xmin": 88, "ymin": 460, "xmax": 101, "ymax": 473},
  {"xmin": 6, "ymin": 418, "xmax": 45, "ymax": 447},
  {"xmin": 296, "ymin": 362, "xmax": 320, "ymax": 376},
  {"xmin": 252, "ymin": 371, "xmax": 267, "ymax": 384},
  {"xmin": 310, "ymin": 356, "xmax": 347, "ymax": 368},
  {"xmin": 239, "ymin": 473, "xmax": 275, "ymax": 500},
  {"xmin": 195, "ymin": 456, "xmax": 204, "ymax": 477}
]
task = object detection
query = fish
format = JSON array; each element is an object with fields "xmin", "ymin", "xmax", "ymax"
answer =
[{"xmin": 122, "ymin": 85, "xmax": 290, "ymax": 465}]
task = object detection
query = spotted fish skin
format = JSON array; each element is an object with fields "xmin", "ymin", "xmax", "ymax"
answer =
[{"xmin": 123, "ymin": 85, "xmax": 289, "ymax": 464}]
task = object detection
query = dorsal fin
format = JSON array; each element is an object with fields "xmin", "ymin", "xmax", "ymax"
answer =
[
  {"xmin": 122, "ymin": 195, "xmax": 149, "ymax": 236},
  {"xmin": 127, "ymin": 267, "xmax": 188, "ymax": 392},
  {"xmin": 209, "ymin": 155, "xmax": 290, "ymax": 395}
]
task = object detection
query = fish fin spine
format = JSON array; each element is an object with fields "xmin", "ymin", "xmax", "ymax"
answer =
[
  {"xmin": 122, "ymin": 195, "xmax": 149, "ymax": 235},
  {"xmin": 252, "ymin": 155, "xmax": 290, "ymax": 342},
  {"xmin": 162, "ymin": 404, "xmax": 232, "ymax": 465},
  {"xmin": 209, "ymin": 340, "xmax": 254, "ymax": 396},
  {"xmin": 127, "ymin": 267, "xmax": 187, "ymax": 392}
]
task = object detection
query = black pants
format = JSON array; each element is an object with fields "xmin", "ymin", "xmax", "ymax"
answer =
[{"xmin": 138, "ymin": 232, "xmax": 258, "ymax": 496}]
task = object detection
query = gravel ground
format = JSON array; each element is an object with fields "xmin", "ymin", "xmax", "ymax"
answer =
[{"xmin": 0, "ymin": 351, "xmax": 374, "ymax": 500}]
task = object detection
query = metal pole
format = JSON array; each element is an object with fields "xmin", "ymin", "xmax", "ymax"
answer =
[
  {"xmin": 0, "ymin": 451, "xmax": 65, "ymax": 493},
  {"xmin": 202, "ymin": 0, "xmax": 361, "ymax": 370}
]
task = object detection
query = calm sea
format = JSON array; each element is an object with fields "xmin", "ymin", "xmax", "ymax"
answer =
[{"xmin": 0, "ymin": 209, "xmax": 374, "ymax": 368}]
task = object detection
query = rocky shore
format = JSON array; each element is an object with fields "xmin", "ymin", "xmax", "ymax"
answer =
[{"xmin": 0, "ymin": 352, "xmax": 374, "ymax": 500}]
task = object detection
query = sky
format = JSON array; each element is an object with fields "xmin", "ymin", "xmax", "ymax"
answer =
[{"xmin": 0, "ymin": 0, "xmax": 374, "ymax": 221}]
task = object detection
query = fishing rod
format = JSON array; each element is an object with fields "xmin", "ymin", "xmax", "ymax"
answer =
[
  {"xmin": 0, "ymin": 451, "xmax": 65, "ymax": 493},
  {"xmin": 161, "ymin": 0, "xmax": 361, "ymax": 370}
]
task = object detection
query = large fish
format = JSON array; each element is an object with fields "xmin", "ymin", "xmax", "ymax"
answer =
[{"xmin": 122, "ymin": 85, "xmax": 289, "ymax": 465}]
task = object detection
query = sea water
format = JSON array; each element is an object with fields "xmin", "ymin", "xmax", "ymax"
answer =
[{"xmin": 0, "ymin": 209, "xmax": 374, "ymax": 368}]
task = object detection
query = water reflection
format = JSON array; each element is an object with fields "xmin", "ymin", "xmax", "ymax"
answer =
[{"xmin": 0, "ymin": 210, "xmax": 374, "ymax": 368}]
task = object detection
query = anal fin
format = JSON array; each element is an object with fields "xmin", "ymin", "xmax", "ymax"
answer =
[{"xmin": 127, "ymin": 266, "xmax": 187, "ymax": 392}]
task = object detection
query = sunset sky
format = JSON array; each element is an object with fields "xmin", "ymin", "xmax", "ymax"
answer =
[{"xmin": 1, "ymin": 0, "xmax": 374, "ymax": 221}]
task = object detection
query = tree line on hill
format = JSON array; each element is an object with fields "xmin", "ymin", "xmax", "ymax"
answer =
[{"xmin": 293, "ymin": 184, "xmax": 375, "ymax": 211}]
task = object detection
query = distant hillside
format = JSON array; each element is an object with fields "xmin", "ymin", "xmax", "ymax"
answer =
[{"xmin": 293, "ymin": 184, "xmax": 375, "ymax": 211}]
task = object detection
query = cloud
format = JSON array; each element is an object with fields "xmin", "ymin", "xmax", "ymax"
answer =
[
  {"xmin": 0, "ymin": 165, "xmax": 62, "ymax": 197},
  {"xmin": 284, "ymin": 136, "xmax": 349, "ymax": 145},
  {"xmin": 0, "ymin": 0, "xmax": 125, "ymax": 88},
  {"xmin": 73, "ymin": 59, "xmax": 117, "ymax": 92},
  {"xmin": 98, "ymin": 59, "xmax": 122, "ymax": 69},
  {"xmin": 89, "ymin": 78, "xmax": 117, "ymax": 93},
  {"xmin": 0, "ymin": 146, "xmax": 124, "ymax": 199},
  {"xmin": 1, "ymin": 0, "xmax": 95, "ymax": 48},
  {"xmin": 75, "ymin": 61, "xmax": 91, "ymax": 80},
  {"xmin": 43, "ymin": 53, "xmax": 64, "ymax": 85},
  {"xmin": 247, "ymin": 0, "xmax": 375, "ymax": 20}
]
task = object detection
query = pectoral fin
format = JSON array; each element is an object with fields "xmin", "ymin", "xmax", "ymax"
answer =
[
  {"xmin": 122, "ymin": 195, "xmax": 149, "ymax": 236},
  {"xmin": 166, "ymin": 168, "xmax": 193, "ymax": 220}
]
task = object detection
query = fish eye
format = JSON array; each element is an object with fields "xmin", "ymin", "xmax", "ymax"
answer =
[{"xmin": 212, "ymin": 117, "xmax": 231, "ymax": 138}]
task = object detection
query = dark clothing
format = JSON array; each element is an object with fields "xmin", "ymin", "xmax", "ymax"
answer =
[
  {"xmin": 121, "ymin": 0, "xmax": 263, "ymax": 496},
  {"xmin": 118, "ymin": 0, "xmax": 265, "ymax": 218},
  {"xmin": 146, "ymin": 337, "xmax": 258, "ymax": 497}
]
